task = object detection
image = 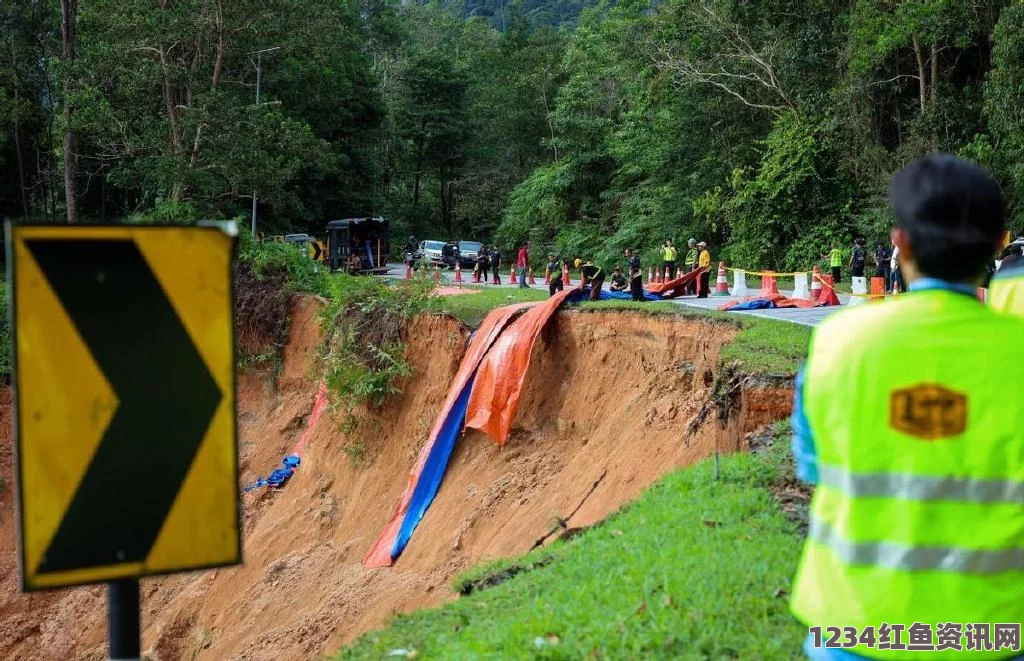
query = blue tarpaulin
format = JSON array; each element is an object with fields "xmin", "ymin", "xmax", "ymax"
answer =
[{"xmin": 727, "ymin": 298, "xmax": 776, "ymax": 310}]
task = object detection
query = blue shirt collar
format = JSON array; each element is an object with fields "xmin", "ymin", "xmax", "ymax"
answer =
[{"xmin": 908, "ymin": 277, "xmax": 977, "ymax": 297}]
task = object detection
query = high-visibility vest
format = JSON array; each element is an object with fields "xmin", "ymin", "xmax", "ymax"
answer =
[
  {"xmin": 989, "ymin": 262, "xmax": 1024, "ymax": 319},
  {"xmin": 791, "ymin": 289, "xmax": 1024, "ymax": 660}
]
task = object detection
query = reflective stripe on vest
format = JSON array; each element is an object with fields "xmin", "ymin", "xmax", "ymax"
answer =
[
  {"xmin": 817, "ymin": 464, "xmax": 1024, "ymax": 505},
  {"xmin": 809, "ymin": 516, "xmax": 1024, "ymax": 574}
]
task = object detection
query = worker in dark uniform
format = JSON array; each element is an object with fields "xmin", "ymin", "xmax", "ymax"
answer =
[
  {"xmin": 404, "ymin": 235, "xmax": 417, "ymax": 266},
  {"xmin": 580, "ymin": 260, "xmax": 605, "ymax": 301},
  {"xmin": 547, "ymin": 253, "xmax": 564, "ymax": 296},
  {"xmin": 476, "ymin": 244, "xmax": 490, "ymax": 284},
  {"xmin": 626, "ymin": 248, "xmax": 644, "ymax": 301},
  {"xmin": 490, "ymin": 245, "xmax": 502, "ymax": 284},
  {"xmin": 610, "ymin": 266, "xmax": 628, "ymax": 292}
]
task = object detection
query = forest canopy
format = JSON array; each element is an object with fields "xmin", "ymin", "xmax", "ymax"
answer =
[{"xmin": 1, "ymin": 0, "xmax": 1022, "ymax": 269}]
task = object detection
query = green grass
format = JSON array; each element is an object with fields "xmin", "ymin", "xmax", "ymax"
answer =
[
  {"xmin": 336, "ymin": 425, "xmax": 805, "ymax": 660},
  {"xmin": 438, "ymin": 286, "xmax": 549, "ymax": 327},
  {"xmin": 577, "ymin": 300, "xmax": 811, "ymax": 375}
]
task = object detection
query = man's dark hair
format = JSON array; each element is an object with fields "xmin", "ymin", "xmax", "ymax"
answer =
[{"xmin": 889, "ymin": 154, "xmax": 1004, "ymax": 281}]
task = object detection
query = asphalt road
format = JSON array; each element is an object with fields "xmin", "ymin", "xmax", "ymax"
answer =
[{"xmin": 380, "ymin": 262, "xmax": 847, "ymax": 327}]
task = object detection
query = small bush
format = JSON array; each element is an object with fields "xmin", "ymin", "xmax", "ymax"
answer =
[
  {"xmin": 236, "ymin": 231, "xmax": 331, "ymax": 365},
  {"xmin": 319, "ymin": 275, "xmax": 438, "ymax": 429}
]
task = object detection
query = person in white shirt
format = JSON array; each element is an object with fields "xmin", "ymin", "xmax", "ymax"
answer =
[{"xmin": 889, "ymin": 243, "xmax": 903, "ymax": 292}]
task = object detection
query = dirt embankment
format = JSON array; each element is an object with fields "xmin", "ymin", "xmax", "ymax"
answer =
[{"xmin": 0, "ymin": 299, "xmax": 793, "ymax": 661}]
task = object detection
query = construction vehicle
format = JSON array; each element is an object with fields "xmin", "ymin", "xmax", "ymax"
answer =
[{"xmin": 326, "ymin": 217, "xmax": 390, "ymax": 274}]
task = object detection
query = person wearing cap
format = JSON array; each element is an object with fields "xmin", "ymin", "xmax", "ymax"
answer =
[
  {"xmin": 609, "ymin": 266, "xmax": 628, "ymax": 292},
  {"xmin": 546, "ymin": 253, "xmax": 564, "ymax": 296},
  {"xmin": 684, "ymin": 239, "xmax": 698, "ymax": 295},
  {"xmin": 626, "ymin": 248, "xmax": 644, "ymax": 302},
  {"xmin": 696, "ymin": 241, "xmax": 711, "ymax": 298},
  {"xmin": 990, "ymin": 237, "xmax": 1024, "ymax": 317},
  {"xmin": 789, "ymin": 154, "xmax": 1024, "ymax": 660},
  {"xmin": 580, "ymin": 259, "xmax": 605, "ymax": 301}
]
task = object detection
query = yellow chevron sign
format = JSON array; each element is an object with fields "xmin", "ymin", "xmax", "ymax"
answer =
[{"xmin": 9, "ymin": 223, "xmax": 241, "ymax": 591}]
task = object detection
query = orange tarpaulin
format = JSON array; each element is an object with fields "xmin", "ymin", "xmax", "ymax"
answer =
[
  {"xmin": 646, "ymin": 268, "xmax": 705, "ymax": 298},
  {"xmin": 362, "ymin": 302, "xmax": 536, "ymax": 568},
  {"xmin": 465, "ymin": 286, "xmax": 582, "ymax": 446}
]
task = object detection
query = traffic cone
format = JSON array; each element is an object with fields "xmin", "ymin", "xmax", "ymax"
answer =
[
  {"xmin": 404, "ymin": 262, "xmax": 412, "ymax": 280},
  {"xmin": 528, "ymin": 271, "xmax": 536, "ymax": 285},
  {"xmin": 433, "ymin": 264, "xmax": 441, "ymax": 283},
  {"xmin": 454, "ymin": 262, "xmax": 462, "ymax": 284},
  {"xmin": 647, "ymin": 267, "xmax": 654, "ymax": 284},
  {"xmin": 510, "ymin": 264, "xmax": 516, "ymax": 284},
  {"xmin": 713, "ymin": 262, "xmax": 730, "ymax": 296},
  {"xmin": 977, "ymin": 287, "xmax": 987, "ymax": 303},
  {"xmin": 810, "ymin": 265, "xmax": 822, "ymax": 300},
  {"xmin": 562, "ymin": 263, "xmax": 570, "ymax": 286},
  {"xmin": 664, "ymin": 267, "xmax": 671, "ymax": 283}
]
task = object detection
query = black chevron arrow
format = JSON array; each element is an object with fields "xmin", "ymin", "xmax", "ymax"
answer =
[{"xmin": 26, "ymin": 238, "xmax": 222, "ymax": 574}]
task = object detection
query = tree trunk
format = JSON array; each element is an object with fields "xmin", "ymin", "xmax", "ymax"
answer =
[
  {"xmin": 911, "ymin": 34, "xmax": 926, "ymax": 115},
  {"xmin": 61, "ymin": 0, "xmax": 79, "ymax": 223},
  {"xmin": 11, "ymin": 61, "xmax": 31, "ymax": 218},
  {"xmin": 930, "ymin": 44, "xmax": 938, "ymax": 107}
]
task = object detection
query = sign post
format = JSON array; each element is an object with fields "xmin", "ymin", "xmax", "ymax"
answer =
[
  {"xmin": 7, "ymin": 223, "xmax": 241, "ymax": 658},
  {"xmin": 108, "ymin": 579, "xmax": 141, "ymax": 660}
]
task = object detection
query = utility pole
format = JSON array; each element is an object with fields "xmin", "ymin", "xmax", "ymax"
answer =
[{"xmin": 248, "ymin": 46, "xmax": 280, "ymax": 237}]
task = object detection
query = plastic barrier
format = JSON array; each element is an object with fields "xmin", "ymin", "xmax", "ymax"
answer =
[
  {"xmin": 732, "ymin": 270, "xmax": 749, "ymax": 297},
  {"xmin": 465, "ymin": 286, "xmax": 584, "ymax": 447},
  {"xmin": 792, "ymin": 273, "xmax": 810, "ymax": 300},
  {"xmin": 362, "ymin": 303, "xmax": 537, "ymax": 568},
  {"xmin": 849, "ymin": 276, "xmax": 867, "ymax": 306}
]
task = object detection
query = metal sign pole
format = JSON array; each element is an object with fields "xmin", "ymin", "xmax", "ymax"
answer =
[{"xmin": 107, "ymin": 579, "xmax": 141, "ymax": 661}]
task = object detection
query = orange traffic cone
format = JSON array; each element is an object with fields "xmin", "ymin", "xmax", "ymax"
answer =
[
  {"xmin": 562, "ymin": 263, "xmax": 570, "ymax": 286},
  {"xmin": 977, "ymin": 287, "xmax": 987, "ymax": 303},
  {"xmin": 404, "ymin": 262, "xmax": 412, "ymax": 280},
  {"xmin": 811, "ymin": 265, "xmax": 822, "ymax": 299},
  {"xmin": 433, "ymin": 264, "xmax": 441, "ymax": 283},
  {"xmin": 664, "ymin": 267, "xmax": 671, "ymax": 283},
  {"xmin": 454, "ymin": 262, "xmax": 462, "ymax": 284},
  {"xmin": 528, "ymin": 271, "xmax": 536, "ymax": 285},
  {"xmin": 713, "ymin": 262, "xmax": 729, "ymax": 296},
  {"xmin": 510, "ymin": 264, "xmax": 516, "ymax": 284},
  {"xmin": 647, "ymin": 267, "xmax": 654, "ymax": 284}
]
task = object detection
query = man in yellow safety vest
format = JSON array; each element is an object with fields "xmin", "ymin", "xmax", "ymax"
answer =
[
  {"xmin": 989, "ymin": 238, "xmax": 1024, "ymax": 318},
  {"xmin": 790, "ymin": 154, "xmax": 1024, "ymax": 660},
  {"xmin": 662, "ymin": 240, "xmax": 678, "ymax": 280}
]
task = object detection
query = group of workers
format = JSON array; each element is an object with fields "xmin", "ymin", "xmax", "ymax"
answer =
[{"xmin": 792, "ymin": 154, "xmax": 1024, "ymax": 659}]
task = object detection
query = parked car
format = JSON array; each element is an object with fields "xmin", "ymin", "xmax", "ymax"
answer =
[
  {"xmin": 443, "ymin": 240, "xmax": 484, "ymax": 269},
  {"xmin": 416, "ymin": 240, "xmax": 447, "ymax": 266}
]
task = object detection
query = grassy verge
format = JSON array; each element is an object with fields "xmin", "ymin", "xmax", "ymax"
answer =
[
  {"xmin": 437, "ymin": 286, "xmax": 549, "ymax": 327},
  {"xmin": 577, "ymin": 300, "xmax": 811, "ymax": 375},
  {"xmin": 336, "ymin": 423, "xmax": 805, "ymax": 660}
]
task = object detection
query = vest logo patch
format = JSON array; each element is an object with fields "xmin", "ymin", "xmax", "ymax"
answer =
[{"xmin": 890, "ymin": 383, "xmax": 967, "ymax": 440}]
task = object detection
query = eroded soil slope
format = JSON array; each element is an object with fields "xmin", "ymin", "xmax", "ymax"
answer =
[{"xmin": 0, "ymin": 300, "xmax": 792, "ymax": 660}]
